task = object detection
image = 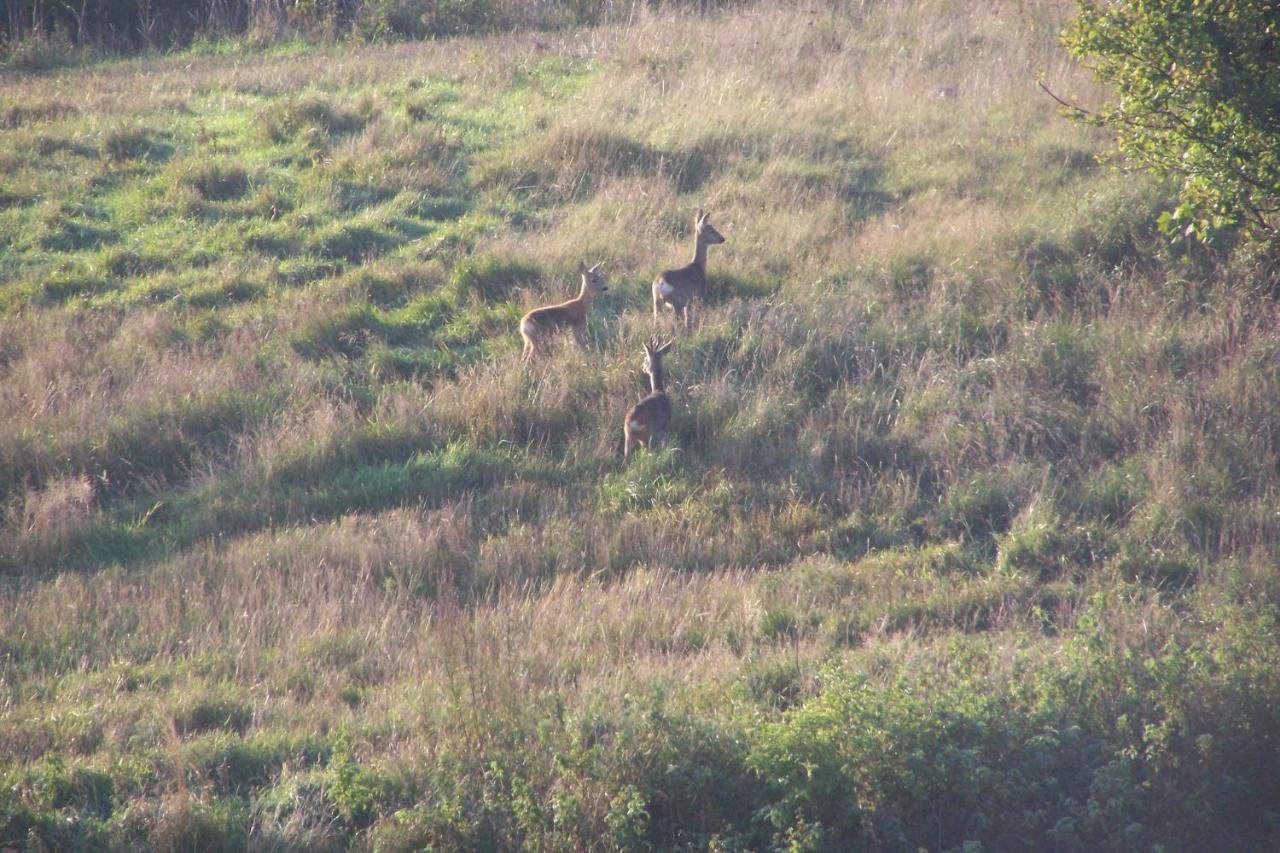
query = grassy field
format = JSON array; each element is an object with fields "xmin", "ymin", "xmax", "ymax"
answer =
[{"xmin": 3, "ymin": 1, "xmax": 1280, "ymax": 849}]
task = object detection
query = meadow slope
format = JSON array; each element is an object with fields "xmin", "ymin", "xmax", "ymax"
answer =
[{"xmin": 2, "ymin": 1, "xmax": 1280, "ymax": 849}]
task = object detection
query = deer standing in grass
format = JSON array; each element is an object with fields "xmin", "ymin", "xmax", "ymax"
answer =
[
  {"xmin": 623, "ymin": 337, "xmax": 675, "ymax": 458},
  {"xmin": 520, "ymin": 262, "xmax": 608, "ymax": 365},
  {"xmin": 652, "ymin": 209, "xmax": 726, "ymax": 330}
]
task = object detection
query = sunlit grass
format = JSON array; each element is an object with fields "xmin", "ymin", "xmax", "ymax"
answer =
[{"xmin": 2, "ymin": 0, "xmax": 1279, "ymax": 849}]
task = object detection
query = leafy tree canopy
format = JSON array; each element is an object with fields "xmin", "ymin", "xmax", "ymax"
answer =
[{"xmin": 1063, "ymin": 0, "xmax": 1280, "ymax": 243}]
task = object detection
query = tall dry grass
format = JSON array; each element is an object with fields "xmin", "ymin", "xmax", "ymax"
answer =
[{"xmin": 3, "ymin": 0, "xmax": 1279, "ymax": 848}]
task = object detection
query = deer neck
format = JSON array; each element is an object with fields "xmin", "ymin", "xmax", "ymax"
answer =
[
  {"xmin": 576, "ymin": 282, "xmax": 595, "ymax": 311},
  {"xmin": 648, "ymin": 363, "xmax": 666, "ymax": 395},
  {"xmin": 691, "ymin": 233, "xmax": 709, "ymax": 270}
]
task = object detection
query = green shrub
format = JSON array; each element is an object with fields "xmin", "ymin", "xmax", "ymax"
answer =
[
  {"xmin": 1065, "ymin": 0, "xmax": 1280, "ymax": 241},
  {"xmin": 748, "ymin": 608, "xmax": 1280, "ymax": 850},
  {"xmin": 740, "ymin": 652, "xmax": 806, "ymax": 709}
]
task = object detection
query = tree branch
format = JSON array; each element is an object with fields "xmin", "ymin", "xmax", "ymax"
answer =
[{"xmin": 1037, "ymin": 78, "xmax": 1097, "ymax": 119}]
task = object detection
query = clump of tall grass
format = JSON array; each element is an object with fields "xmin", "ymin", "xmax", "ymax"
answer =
[
  {"xmin": 0, "ymin": 474, "xmax": 99, "ymax": 567},
  {"xmin": 257, "ymin": 95, "xmax": 366, "ymax": 146},
  {"xmin": 183, "ymin": 160, "xmax": 251, "ymax": 201},
  {"xmin": 101, "ymin": 124, "xmax": 164, "ymax": 161}
]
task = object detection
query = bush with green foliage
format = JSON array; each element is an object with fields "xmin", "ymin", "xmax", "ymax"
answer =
[{"xmin": 1064, "ymin": 0, "xmax": 1280, "ymax": 241}]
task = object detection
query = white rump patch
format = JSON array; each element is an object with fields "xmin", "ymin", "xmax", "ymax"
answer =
[
  {"xmin": 521, "ymin": 318, "xmax": 536, "ymax": 336},
  {"xmin": 628, "ymin": 420, "xmax": 643, "ymax": 432},
  {"xmin": 657, "ymin": 281, "xmax": 676, "ymax": 299}
]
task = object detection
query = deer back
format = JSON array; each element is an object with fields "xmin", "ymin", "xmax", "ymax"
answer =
[
  {"xmin": 524, "ymin": 296, "xmax": 587, "ymax": 332},
  {"xmin": 654, "ymin": 263, "xmax": 706, "ymax": 305}
]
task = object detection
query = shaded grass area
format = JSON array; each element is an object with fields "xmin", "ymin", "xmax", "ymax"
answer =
[{"xmin": 3, "ymin": 1, "xmax": 1280, "ymax": 850}]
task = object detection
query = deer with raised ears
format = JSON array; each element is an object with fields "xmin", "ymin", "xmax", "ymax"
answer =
[
  {"xmin": 652, "ymin": 208, "xmax": 726, "ymax": 330},
  {"xmin": 520, "ymin": 262, "xmax": 608, "ymax": 365},
  {"xmin": 623, "ymin": 337, "xmax": 675, "ymax": 458}
]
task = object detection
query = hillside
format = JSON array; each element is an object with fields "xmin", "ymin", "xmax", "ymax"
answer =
[{"xmin": 2, "ymin": 1, "xmax": 1280, "ymax": 849}]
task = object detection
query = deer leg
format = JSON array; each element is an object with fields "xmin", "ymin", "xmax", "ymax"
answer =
[{"xmin": 682, "ymin": 304, "xmax": 692, "ymax": 331}]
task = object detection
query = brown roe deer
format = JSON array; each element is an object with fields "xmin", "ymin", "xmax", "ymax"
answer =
[
  {"xmin": 520, "ymin": 262, "xmax": 608, "ymax": 364},
  {"xmin": 623, "ymin": 337, "xmax": 675, "ymax": 458},
  {"xmin": 652, "ymin": 209, "xmax": 726, "ymax": 330}
]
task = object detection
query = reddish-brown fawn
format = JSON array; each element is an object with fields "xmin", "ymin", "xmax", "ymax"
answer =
[
  {"xmin": 519, "ymin": 262, "xmax": 608, "ymax": 365},
  {"xmin": 652, "ymin": 209, "xmax": 726, "ymax": 330},
  {"xmin": 623, "ymin": 337, "xmax": 675, "ymax": 458}
]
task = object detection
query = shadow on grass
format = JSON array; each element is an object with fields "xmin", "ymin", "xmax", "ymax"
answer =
[{"xmin": 7, "ymin": 440, "xmax": 531, "ymax": 575}]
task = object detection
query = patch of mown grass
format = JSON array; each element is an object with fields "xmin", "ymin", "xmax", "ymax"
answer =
[
  {"xmin": 263, "ymin": 440, "xmax": 522, "ymax": 516},
  {"xmin": 99, "ymin": 244, "xmax": 174, "ymax": 278},
  {"xmin": 287, "ymin": 276, "xmax": 517, "ymax": 379}
]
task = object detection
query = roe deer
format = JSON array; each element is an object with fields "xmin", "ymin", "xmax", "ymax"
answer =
[
  {"xmin": 520, "ymin": 262, "xmax": 608, "ymax": 365},
  {"xmin": 652, "ymin": 208, "xmax": 726, "ymax": 330},
  {"xmin": 623, "ymin": 337, "xmax": 675, "ymax": 458}
]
